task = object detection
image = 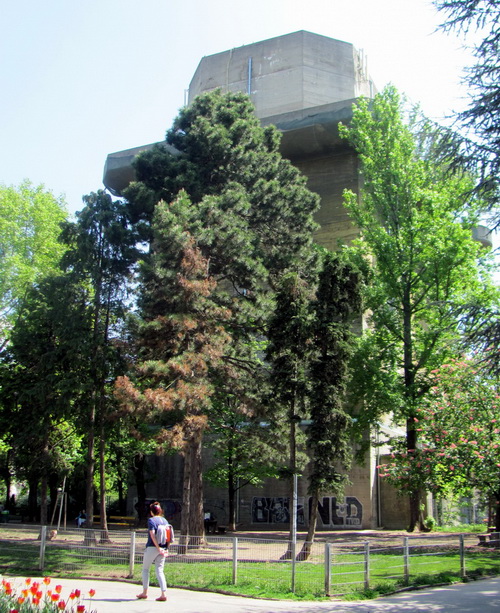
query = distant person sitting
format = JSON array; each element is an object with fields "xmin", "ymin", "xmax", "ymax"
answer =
[
  {"xmin": 204, "ymin": 512, "xmax": 217, "ymax": 533},
  {"xmin": 76, "ymin": 510, "xmax": 86, "ymax": 528}
]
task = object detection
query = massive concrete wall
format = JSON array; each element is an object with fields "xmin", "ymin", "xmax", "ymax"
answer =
[
  {"xmin": 130, "ymin": 439, "xmax": 383, "ymax": 531},
  {"xmin": 189, "ymin": 30, "xmax": 374, "ymax": 119}
]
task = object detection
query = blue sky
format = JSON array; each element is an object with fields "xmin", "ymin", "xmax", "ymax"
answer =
[{"xmin": 1, "ymin": 0, "xmax": 474, "ymax": 214}]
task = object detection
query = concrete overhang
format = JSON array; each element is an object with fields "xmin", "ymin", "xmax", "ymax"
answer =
[
  {"xmin": 103, "ymin": 142, "xmax": 178, "ymax": 197},
  {"xmin": 102, "ymin": 99, "xmax": 356, "ymax": 196},
  {"xmin": 472, "ymin": 224, "xmax": 493, "ymax": 249},
  {"xmin": 263, "ymin": 98, "xmax": 356, "ymax": 160}
]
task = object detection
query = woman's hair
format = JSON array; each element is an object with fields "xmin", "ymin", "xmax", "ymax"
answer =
[{"xmin": 149, "ymin": 501, "xmax": 163, "ymax": 516}]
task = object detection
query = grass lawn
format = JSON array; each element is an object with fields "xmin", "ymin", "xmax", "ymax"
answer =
[{"xmin": 1, "ymin": 534, "xmax": 499, "ymax": 600}]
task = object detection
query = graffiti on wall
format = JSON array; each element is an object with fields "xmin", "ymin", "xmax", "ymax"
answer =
[
  {"xmin": 251, "ymin": 496, "xmax": 362, "ymax": 526},
  {"xmin": 252, "ymin": 497, "xmax": 305, "ymax": 525},
  {"xmin": 311, "ymin": 496, "xmax": 363, "ymax": 527}
]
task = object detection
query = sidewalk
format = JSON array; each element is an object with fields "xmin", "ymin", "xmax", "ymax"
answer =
[{"xmin": 3, "ymin": 576, "xmax": 500, "ymax": 613}]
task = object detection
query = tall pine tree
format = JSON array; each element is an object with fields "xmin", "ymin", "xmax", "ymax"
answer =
[{"xmin": 118, "ymin": 90, "xmax": 320, "ymax": 536}]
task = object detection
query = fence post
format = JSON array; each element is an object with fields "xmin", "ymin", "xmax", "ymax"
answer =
[
  {"xmin": 39, "ymin": 525, "xmax": 47, "ymax": 572},
  {"xmin": 364, "ymin": 541, "xmax": 370, "ymax": 590},
  {"xmin": 129, "ymin": 531, "xmax": 136, "ymax": 578},
  {"xmin": 459, "ymin": 534, "xmax": 466, "ymax": 579},
  {"xmin": 403, "ymin": 537, "xmax": 409, "ymax": 586},
  {"xmin": 324, "ymin": 542, "xmax": 332, "ymax": 596},
  {"xmin": 232, "ymin": 537, "xmax": 238, "ymax": 585},
  {"xmin": 291, "ymin": 540, "xmax": 296, "ymax": 594}
]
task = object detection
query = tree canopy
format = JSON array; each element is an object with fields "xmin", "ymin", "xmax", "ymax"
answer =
[
  {"xmin": 0, "ymin": 181, "xmax": 67, "ymax": 351},
  {"xmin": 434, "ymin": 0, "xmax": 500, "ymax": 215},
  {"xmin": 340, "ymin": 85, "xmax": 497, "ymax": 530},
  {"xmin": 434, "ymin": 0, "xmax": 500, "ymax": 375},
  {"xmin": 116, "ymin": 90, "xmax": 321, "ymax": 536},
  {"xmin": 379, "ymin": 358, "xmax": 500, "ymax": 529}
]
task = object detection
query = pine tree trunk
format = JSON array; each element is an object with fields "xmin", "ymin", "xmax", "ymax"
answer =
[
  {"xmin": 179, "ymin": 449, "xmax": 191, "ymax": 554},
  {"xmin": 86, "ymin": 403, "xmax": 95, "ymax": 528},
  {"xmin": 299, "ymin": 491, "xmax": 319, "ymax": 561},
  {"xmin": 99, "ymin": 423, "xmax": 110, "ymax": 543},
  {"xmin": 189, "ymin": 436, "xmax": 205, "ymax": 547},
  {"xmin": 133, "ymin": 453, "xmax": 147, "ymax": 521}
]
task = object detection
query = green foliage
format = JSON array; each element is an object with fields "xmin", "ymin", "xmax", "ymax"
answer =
[
  {"xmin": 121, "ymin": 191, "xmax": 233, "ymax": 425},
  {"xmin": 265, "ymin": 248, "xmax": 363, "ymax": 543},
  {"xmin": 433, "ymin": 523, "xmax": 487, "ymax": 533},
  {"xmin": 266, "ymin": 271, "xmax": 316, "ymax": 418},
  {"xmin": 126, "ymin": 89, "xmax": 319, "ymax": 288},
  {"xmin": 340, "ymin": 85, "xmax": 496, "ymax": 529},
  {"xmin": 0, "ymin": 274, "xmax": 88, "ymax": 507},
  {"xmin": 204, "ymin": 398, "xmax": 280, "ymax": 488},
  {"xmin": 379, "ymin": 359, "xmax": 500, "ymax": 503},
  {"xmin": 58, "ymin": 189, "xmax": 139, "ymax": 525},
  {"xmin": 307, "ymin": 249, "xmax": 362, "ymax": 496},
  {"xmin": 265, "ymin": 271, "xmax": 315, "ymax": 493},
  {"xmin": 116, "ymin": 191, "xmax": 236, "ymax": 535},
  {"xmin": 423, "ymin": 515, "xmax": 437, "ymax": 531},
  {"xmin": 433, "ymin": 1, "xmax": 500, "ymax": 375},
  {"xmin": 434, "ymin": 0, "xmax": 500, "ymax": 215},
  {"xmin": 0, "ymin": 181, "xmax": 67, "ymax": 350},
  {"xmin": 117, "ymin": 90, "xmax": 321, "ymax": 533},
  {"xmin": 341, "ymin": 86, "xmax": 495, "ymax": 419}
]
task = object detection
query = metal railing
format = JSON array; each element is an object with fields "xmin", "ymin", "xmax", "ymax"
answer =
[{"xmin": 1, "ymin": 524, "xmax": 499, "ymax": 597}]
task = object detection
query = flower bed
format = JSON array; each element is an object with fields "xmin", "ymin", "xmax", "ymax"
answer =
[{"xmin": 0, "ymin": 577, "xmax": 96, "ymax": 613}]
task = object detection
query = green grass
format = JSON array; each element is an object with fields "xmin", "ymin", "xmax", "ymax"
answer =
[
  {"xmin": 432, "ymin": 523, "xmax": 488, "ymax": 533},
  {"xmin": 1, "ymin": 539, "xmax": 500, "ymax": 601}
]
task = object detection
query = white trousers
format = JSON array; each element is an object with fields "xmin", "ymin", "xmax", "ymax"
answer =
[{"xmin": 141, "ymin": 546, "xmax": 167, "ymax": 592}]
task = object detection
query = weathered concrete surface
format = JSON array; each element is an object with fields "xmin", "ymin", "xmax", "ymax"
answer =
[{"xmin": 189, "ymin": 30, "xmax": 375, "ymax": 119}]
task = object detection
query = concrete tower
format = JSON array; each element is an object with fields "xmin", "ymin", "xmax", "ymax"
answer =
[{"xmin": 103, "ymin": 31, "xmax": 393, "ymax": 530}]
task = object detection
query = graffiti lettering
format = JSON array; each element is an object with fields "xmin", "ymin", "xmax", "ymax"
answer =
[
  {"xmin": 310, "ymin": 496, "xmax": 362, "ymax": 527},
  {"xmin": 251, "ymin": 497, "xmax": 305, "ymax": 524}
]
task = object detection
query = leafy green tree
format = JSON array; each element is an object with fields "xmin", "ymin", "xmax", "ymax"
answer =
[
  {"xmin": 0, "ymin": 274, "xmax": 89, "ymax": 523},
  {"xmin": 379, "ymin": 358, "xmax": 500, "ymax": 529},
  {"xmin": 204, "ymin": 396, "xmax": 280, "ymax": 531},
  {"xmin": 60, "ymin": 190, "xmax": 138, "ymax": 534},
  {"xmin": 0, "ymin": 181, "xmax": 67, "ymax": 351},
  {"xmin": 340, "ymin": 85, "xmax": 496, "ymax": 531}
]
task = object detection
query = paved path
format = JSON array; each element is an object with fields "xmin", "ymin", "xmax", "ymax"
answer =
[{"xmin": 3, "ymin": 576, "xmax": 500, "ymax": 613}]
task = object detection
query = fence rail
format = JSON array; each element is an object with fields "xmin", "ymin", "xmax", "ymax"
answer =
[{"xmin": 0, "ymin": 524, "xmax": 499, "ymax": 597}]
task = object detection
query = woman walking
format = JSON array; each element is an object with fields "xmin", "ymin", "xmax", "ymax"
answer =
[{"xmin": 136, "ymin": 501, "xmax": 173, "ymax": 602}]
